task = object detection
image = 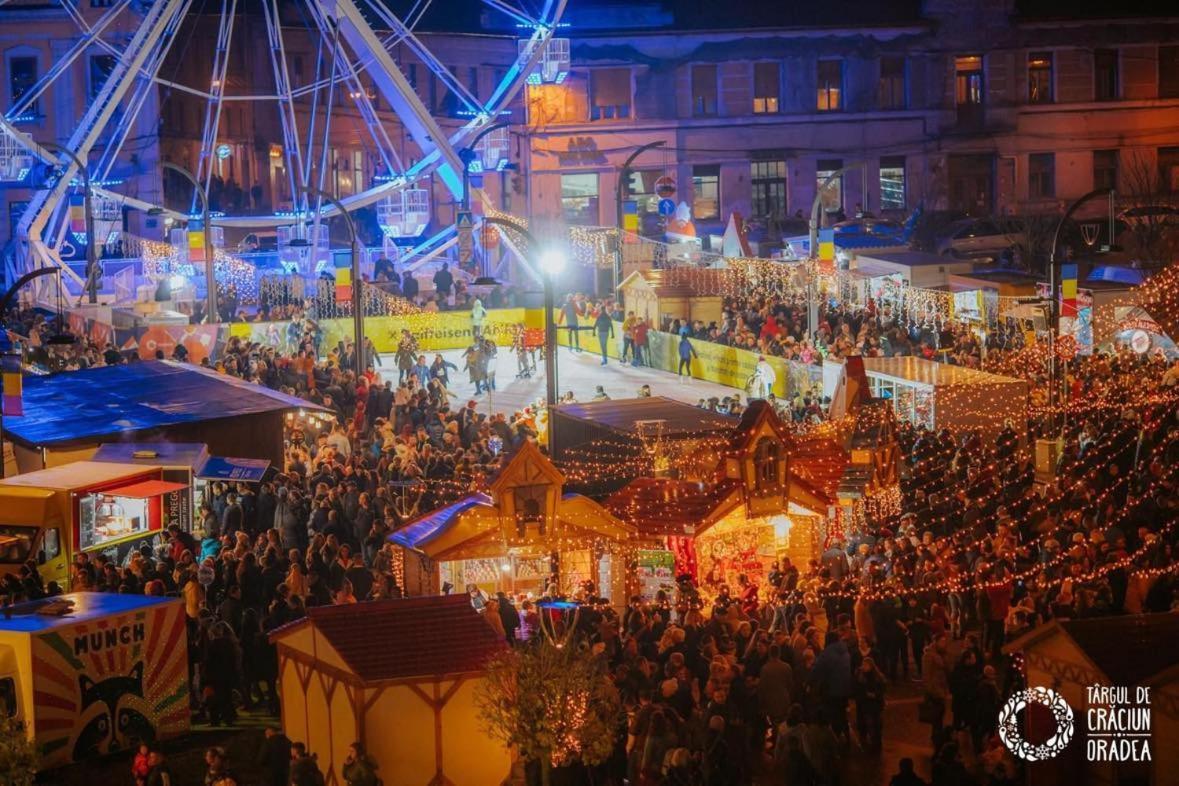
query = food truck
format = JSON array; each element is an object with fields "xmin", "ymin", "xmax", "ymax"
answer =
[
  {"xmin": 90, "ymin": 442, "xmax": 271, "ymax": 533},
  {"xmin": 0, "ymin": 461, "xmax": 187, "ymax": 589},
  {"xmin": 0, "ymin": 593, "xmax": 189, "ymax": 769}
]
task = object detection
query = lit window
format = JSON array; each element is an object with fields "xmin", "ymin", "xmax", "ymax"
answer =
[
  {"xmin": 560, "ymin": 173, "xmax": 599, "ymax": 225},
  {"xmin": 753, "ymin": 62, "xmax": 780, "ymax": 114},
  {"xmin": 589, "ymin": 68, "xmax": 631, "ymax": 121},
  {"xmin": 1028, "ymin": 52, "xmax": 1053, "ymax": 104},
  {"xmin": 879, "ymin": 156, "xmax": 906, "ymax": 211},
  {"xmin": 956, "ymin": 56, "xmax": 984, "ymax": 106},
  {"xmin": 817, "ymin": 60, "xmax": 842, "ymax": 111},
  {"xmin": 691, "ymin": 165, "xmax": 720, "ymax": 220},
  {"xmin": 751, "ymin": 157, "xmax": 787, "ymax": 221}
]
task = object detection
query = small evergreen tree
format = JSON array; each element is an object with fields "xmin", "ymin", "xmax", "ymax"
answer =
[{"xmin": 476, "ymin": 641, "xmax": 621, "ymax": 786}]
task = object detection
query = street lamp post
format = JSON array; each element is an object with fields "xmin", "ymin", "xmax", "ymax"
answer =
[
  {"xmin": 482, "ymin": 216, "xmax": 566, "ymax": 448},
  {"xmin": 42, "ymin": 143, "xmax": 98, "ymax": 304},
  {"xmin": 162, "ymin": 163, "xmax": 216, "ymax": 323},
  {"xmin": 807, "ymin": 162, "xmax": 864, "ymax": 338},
  {"xmin": 1045, "ymin": 187, "xmax": 1113, "ymax": 436},
  {"xmin": 614, "ymin": 141, "xmax": 666, "ymax": 293},
  {"xmin": 307, "ymin": 189, "xmax": 363, "ymax": 378}
]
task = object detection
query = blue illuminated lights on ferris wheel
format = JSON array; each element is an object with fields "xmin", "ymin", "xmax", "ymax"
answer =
[{"xmin": 1, "ymin": 0, "xmax": 567, "ymax": 287}]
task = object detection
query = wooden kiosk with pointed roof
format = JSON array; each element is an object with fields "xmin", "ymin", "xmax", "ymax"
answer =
[
  {"xmin": 391, "ymin": 440, "xmax": 635, "ymax": 603},
  {"xmin": 607, "ymin": 400, "xmax": 839, "ymax": 597}
]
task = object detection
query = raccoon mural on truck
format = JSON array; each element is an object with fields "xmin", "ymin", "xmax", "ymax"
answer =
[{"xmin": 31, "ymin": 604, "xmax": 189, "ymax": 768}]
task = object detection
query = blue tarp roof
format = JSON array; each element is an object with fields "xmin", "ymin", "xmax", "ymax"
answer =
[
  {"xmin": 2, "ymin": 361, "xmax": 319, "ymax": 448},
  {"xmin": 388, "ymin": 493, "xmax": 492, "ymax": 551},
  {"xmin": 0, "ymin": 593, "xmax": 179, "ymax": 634}
]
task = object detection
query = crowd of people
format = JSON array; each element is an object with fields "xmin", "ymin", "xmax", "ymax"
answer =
[{"xmin": 3, "ymin": 276, "xmax": 1179, "ymax": 786}]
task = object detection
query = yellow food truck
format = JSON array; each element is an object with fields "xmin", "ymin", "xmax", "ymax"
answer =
[
  {"xmin": 0, "ymin": 462, "xmax": 187, "ymax": 589},
  {"xmin": 0, "ymin": 593, "xmax": 189, "ymax": 769}
]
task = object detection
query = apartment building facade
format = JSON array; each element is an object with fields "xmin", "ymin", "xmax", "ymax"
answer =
[
  {"xmin": 2, "ymin": 0, "xmax": 1178, "ymax": 261},
  {"xmin": 522, "ymin": 0, "xmax": 1179, "ymax": 247}
]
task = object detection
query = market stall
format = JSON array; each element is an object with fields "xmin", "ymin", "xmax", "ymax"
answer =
[
  {"xmin": 607, "ymin": 401, "xmax": 834, "ymax": 598},
  {"xmin": 390, "ymin": 441, "xmax": 635, "ymax": 604},
  {"xmin": 0, "ymin": 461, "xmax": 184, "ymax": 588},
  {"xmin": 824, "ymin": 356, "xmax": 1028, "ymax": 445},
  {"xmin": 271, "ymin": 596, "xmax": 507, "ymax": 786},
  {"xmin": 91, "ymin": 443, "xmax": 271, "ymax": 533}
]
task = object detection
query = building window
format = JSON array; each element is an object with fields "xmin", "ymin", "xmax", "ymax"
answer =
[
  {"xmin": 88, "ymin": 54, "xmax": 116, "ymax": 102},
  {"xmin": 1028, "ymin": 52, "xmax": 1053, "ymax": 104},
  {"xmin": 1094, "ymin": 49, "xmax": 1119, "ymax": 101},
  {"xmin": 1093, "ymin": 150, "xmax": 1118, "ymax": 191},
  {"xmin": 753, "ymin": 62, "xmax": 780, "ymax": 114},
  {"xmin": 751, "ymin": 157, "xmax": 787, "ymax": 221},
  {"xmin": 691, "ymin": 165, "xmax": 720, "ymax": 220},
  {"xmin": 1029, "ymin": 153, "xmax": 1055, "ymax": 199},
  {"xmin": 691, "ymin": 64, "xmax": 717, "ymax": 116},
  {"xmin": 817, "ymin": 60, "xmax": 842, "ymax": 111},
  {"xmin": 1159, "ymin": 147, "xmax": 1179, "ymax": 192},
  {"xmin": 1159, "ymin": 46, "xmax": 1179, "ymax": 99},
  {"xmin": 560, "ymin": 173, "xmax": 599, "ymax": 225},
  {"xmin": 752, "ymin": 437, "xmax": 781, "ymax": 490},
  {"xmin": 955, "ymin": 55, "xmax": 984, "ymax": 124},
  {"xmin": 878, "ymin": 56, "xmax": 906, "ymax": 110},
  {"xmin": 880, "ymin": 156, "xmax": 906, "ymax": 211},
  {"xmin": 8, "ymin": 56, "xmax": 38, "ymax": 117},
  {"xmin": 816, "ymin": 159, "xmax": 843, "ymax": 216},
  {"xmin": 589, "ymin": 68, "xmax": 631, "ymax": 121}
]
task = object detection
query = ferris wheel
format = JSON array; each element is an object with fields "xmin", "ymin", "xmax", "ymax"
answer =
[{"xmin": 0, "ymin": 0, "xmax": 567, "ymax": 293}]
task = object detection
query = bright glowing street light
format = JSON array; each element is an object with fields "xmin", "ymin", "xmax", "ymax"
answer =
[{"xmin": 539, "ymin": 248, "xmax": 567, "ymax": 276}]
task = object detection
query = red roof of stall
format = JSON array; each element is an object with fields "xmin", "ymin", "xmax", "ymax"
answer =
[{"xmin": 272, "ymin": 595, "xmax": 505, "ymax": 682}]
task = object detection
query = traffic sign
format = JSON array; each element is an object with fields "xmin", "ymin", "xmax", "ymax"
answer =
[
  {"xmin": 456, "ymin": 210, "xmax": 474, "ymax": 265},
  {"xmin": 657, "ymin": 198, "xmax": 676, "ymax": 217},
  {"xmin": 655, "ymin": 176, "xmax": 676, "ymax": 198}
]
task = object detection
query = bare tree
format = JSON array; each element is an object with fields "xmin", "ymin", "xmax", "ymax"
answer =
[{"xmin": 1118, "ymin": 152, "xmax": 1179, "ymax": 269}]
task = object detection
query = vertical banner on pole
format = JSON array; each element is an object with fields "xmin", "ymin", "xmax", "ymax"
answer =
[
  {"xmin": 622, "ymin": 199, "xmax": 639, "ymax": 243},
  {"xmin": 68, "ymin": 194, "xmax": 86, "ymax": 241},
  {"xmin": 188, "ymin": 220, "xmax": 206, "ymax": 263},
  {"xmin": 1, "ymin": 353, "xmax": 22, "ymax": 417},
  {"xmin": 335, "ymin": 259, "xmax": 352, "ymax": 303},
  {"xmin": 818, "ymin": 228, "xmax": 836, "ymax": 275},
  {"xmin": 1060, "ymin": 263, "xmax": 1078, "ymax": 319}
]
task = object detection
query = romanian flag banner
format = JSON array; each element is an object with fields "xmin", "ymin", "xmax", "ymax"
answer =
[
  {"xmin": 335, "ymin": 260, "xmax": 352, "ymax": 303},
  {"xmin": 68, "ymin": 193, "xmax": 86, "ymax": 237},
  {"xmin": 1061, "ymin": 263, "xmax": 1078, "ymax": 319},
  {"xmin": 1, "ymin": 353, "xmax": 22, "ymax": 417}
]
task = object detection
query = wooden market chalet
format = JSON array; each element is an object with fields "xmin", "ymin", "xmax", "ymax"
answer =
[{"xmin": 388, "ymin": 359, "xmax": 901, "ymax": 602}]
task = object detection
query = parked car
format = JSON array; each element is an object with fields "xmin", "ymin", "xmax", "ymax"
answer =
[{"xmin": 936, "ymin": 217, "xmax": 1026, "ymax": 258}]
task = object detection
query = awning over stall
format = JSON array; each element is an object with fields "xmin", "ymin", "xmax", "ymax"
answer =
[{"xmin": 103, "ymin": 480, "xmax": 189, "ymax": 499}]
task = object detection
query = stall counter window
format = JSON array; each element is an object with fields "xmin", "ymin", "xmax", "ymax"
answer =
[{"xmin": 75, "ymin": 480, "xmax": 188, "ymax": 553}]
